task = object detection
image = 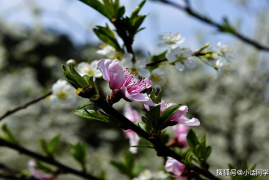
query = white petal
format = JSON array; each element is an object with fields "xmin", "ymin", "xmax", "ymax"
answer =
[
  {"xmin": 138, "ymin": 68, "xmax": 151, "ymax": 78},
  {"xmin": 175, "ymin": 62, "xmax": 185, "ymax": 71},
  {"xmin": 184, "ymin": 57, "xmax": 197, "ymax": 69}
]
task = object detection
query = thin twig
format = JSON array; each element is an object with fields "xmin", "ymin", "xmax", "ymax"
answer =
[
  {"xmin": 0, "ymin": 91, "xmax": 52, "ymax": 122},
  {"xmin": 0, "ymin": 138, "xmax": 101, "ymax": 180},
  {"xmin": 156, "ymin": 0, "xmax": 269, "ymax": 52}
]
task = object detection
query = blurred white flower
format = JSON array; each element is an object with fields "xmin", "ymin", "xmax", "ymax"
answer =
[
  {"xmin": 150, "ymin": 69, "xmax": 167, "ymax": 88},
  {"xmin": 50, "ymin": 79, "xmax": 76, "ymax": 105},
  {"xmin": 97, "ymin": 44, "xmax": 121, "ymax": 59},
  {"xmin": 215, "ymin": 59, "xmax": 231, "ymax": 79},
  {"xmin": 77, "ymin": 60, "xmax": 102, "ymax": 78},
  {"xmin": 66, "ymin": 59, "xmax": 76, "ymax": 66},
  {"xmin": 121, "ymin": 55, "xmax": 151, "ymax": 78},
  {"xmin": 133, "ymin": 169, "xmax": 168, "ymax": 180},
  {"xmin": 158, "ymin": 32, "xmax": 185, "ymax": 49},
  {"xmin": 166, "ymin": 47, "xmax": 196, "ymax": 71},
  {"xmin": 217, "ymin": 42, "xmax": 234, "ymax": 62}
]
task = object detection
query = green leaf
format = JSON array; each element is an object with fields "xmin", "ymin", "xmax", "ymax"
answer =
[
  {"xmin": 35, "ymin": 161, "xmax": 54, "ymax": 174},
  {"xmin": 187, "ymin": 129, "xmax": 199, "ymax": 151},
  {"xmin": 39, "ymin": 139, "xmax": 49, "ymax": 155},
  {"xmin": 116, "ymin": 6, "xmax": 125, "ymax": 18},
  {"xmin": 149, "ymin": 51, "xmax": 167, "ymax": 70},
  {"xmin": 251, "ymin": 164, "xmax": 256, "ymax": 170},
  {"xmin": 70, "ymin": 142, "xmax": 87, "ymax": 167},
  {"xmin": 79, "ymin": 0, "xmax": 112, "ymax": 19},
  {"xmin": 48, "ymin": 134, "xmax": 61, "ymax": 155},
  {"xmin": 69, "ymin": 65, "xmax": 89, "ymax": 88},
  {"xmin": 158, "ymin": 104, "xmax": 182, "ymax": 129},
  {"xmin": 1, "ymin": 124, "xmax": 19, "ymax": 145},
  {"xmin": 145, "ymin": 105, "xmax": 160, "ymax": 131},
  {"xmin": 242, "ymin": 161, "xmax": 249, "ymax": 171},
  {"xmin": 72, "ymin": 109, "xmax": 110, "ymax": 123},
  {"xmin": 110, "ymin": 161, "xmax": 127, "ymax": 175},
  {"xmin": 76, "ymin": 103, "xmax": 94, "ymax": 110},
  {"xmin": 155, "ymin": 89, "xmax": 162, "ymax": 104},
  {"xmin": 129, "ymin": 15, "xmax": 147, "ymax": 36},
  {"xmin": 205, "ymin": 146, "xmax": 212, "ymax": 160},
  {"xmin": 130, "ymin": 0, "xmax": 146, "ymax": 20},
  {"xmin": 93, "ymin": 25, "xmax": 121, "ymax": 50},
  {"xmin": 221, "ymin": 17, "xmax": 236, "ymax": 33}
]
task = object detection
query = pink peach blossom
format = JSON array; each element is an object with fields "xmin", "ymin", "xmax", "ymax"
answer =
[
  {"xmin": 173, "ymin": 124, "xmax": 189, "ymax": 147},
  {"xmin": 123, "ymin": 104, "xmax": 141, "ymax": 153},
  {"xmin": 97, "ymin": 59, "xmax": 155, "ymax": 106},
  {"xmin": 165, "ymin": 157, "xmax": 188, "ymax": 180}
]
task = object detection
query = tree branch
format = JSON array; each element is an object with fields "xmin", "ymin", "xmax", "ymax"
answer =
[
  {"xmin": 0, "ymin": 91, "xmax": 52, "ymax": 122},
  {"xmin": 88, "ymin": 97, "xmax": 220, "ymax": 180},
  {"xmin": 156, "ymin": 0, "xmax": 269, "ymax": 52},
  {"xmin": 0, "ymin": 138, "xmax": 101, "ymax": 180}
]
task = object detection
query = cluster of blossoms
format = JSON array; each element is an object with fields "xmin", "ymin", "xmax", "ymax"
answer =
[
  {"xmin": 159, "ymin": 32, "xmax": 198, "ymax": 72},
  {"xmin": 133, "ymin": 169, "xmax": 168, "ymax": 180},
  {"xmin": 159, "ymin": 32, "xmax": 234, "ymax": 79}
]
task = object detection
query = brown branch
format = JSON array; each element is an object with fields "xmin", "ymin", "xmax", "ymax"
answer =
[
  {"xmin": 146, "ymin": 51, "xmax": 205, "ymax": 67},
  {"xmin": 0, "ymin": 138, "xmax": 101, "ymax": 180},
  {"xmin": 0, "ymin": 91, "xmax": 52, "ymax": 122},
  {"xmin": 156, "ymin": 0, "xmax": 269, "ymax": 52},
  {"xmin": 80, "ymin": 94, "xmax": 220, "ymax": 180}
]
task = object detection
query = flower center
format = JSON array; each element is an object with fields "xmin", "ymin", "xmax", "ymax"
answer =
[
  {"xmin": 150, "ymin": 74, "xmax": 162, "ymax": 83},
  {"xmin": 87, "ymin": 69, "xmax": 94, "ymax": 76},
  {"xmin": 56, "ymin": 91, "xmax": 67, "ymax": 100}
]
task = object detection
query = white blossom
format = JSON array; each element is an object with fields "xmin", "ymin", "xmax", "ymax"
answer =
[
  {"xmin": 120, "ymin": 55, "xmax": 151, "ymax": 78},
  {"xmin": 166, "ymin": 47, "xmax": 197, "ymax": 71},
  {"xmin": 97, "ymin": 44, "xmax": 119, "ymax": 59},
  {"xmin": 77, "ymin": 60, "xmax": 102, "ymax": 78},
  {"xmin": 150, "ymin": 69, "xmax": 167, "ymax": 88},
  {"xmin": 215, "ymin": 58, "xmax": 231, "ymax": 79},
  {"xmin": 217, "ymin": 42, "xmax": 234, "ymax": 62},
  {"xmin": 158, "ymin": 32, "xmax": 185, "ymax": 49},
  {"xmin": 50, "ymin": 79, "xmax": 76, "ymax": 105}
]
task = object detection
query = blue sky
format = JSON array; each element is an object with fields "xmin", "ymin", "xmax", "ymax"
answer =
[{"xmin": 0, "ymin": 0, "xmax": 259, "ymax": 53}]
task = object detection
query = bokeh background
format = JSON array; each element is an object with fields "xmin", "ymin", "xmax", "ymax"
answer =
[{"xmin": 1, "ymin": 0, "xmax": 269, "ymax": 179}]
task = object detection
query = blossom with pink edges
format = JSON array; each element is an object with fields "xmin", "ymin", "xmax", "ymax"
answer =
[
  {"xmin": 97, "ymin": 59, "xmax": 155, "ymax": 106},
  {"xmin": 165, "ymin": 157, "xmax": 188, "ymax": 180}
]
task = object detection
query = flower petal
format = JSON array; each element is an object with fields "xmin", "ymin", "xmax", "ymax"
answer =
[
  {"xmin": 175, "ymin": 62, "xmax": 185, "ymax": 71},
  {"xmin": 130, "ymin": 93, "xmax": 156, "ymax": 106},
  {"xmin": 108, "ymin": 60, "xmax": 125, "ymax": 89},
  {"xmin": 97, "ymin": 59, "xmax": 112, "ymax": 81}
]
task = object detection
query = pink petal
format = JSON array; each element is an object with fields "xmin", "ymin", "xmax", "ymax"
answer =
[
  {"xmin": 124, "ymin": 104, "xmax": 141, "ymax": 123},
  {"xmin": 130, "ymin": 93, "xmax": 156, "ymax": 106},
  {"xmin": 179, "ymin": 117, "xmax": 200, "ymax": 126},
  {"xmin": 108, "ymin": 60, "xmax": 125, "ymax": 89},
  {"xmin": 129, "ymin": 133, "xmax": 140, "ymax": 154},
  {"xmin": 165, "ymin": 157, "xmax": 185, "ymax": 177},
  {"xmin": 97, "ymin": 59, "xmax": 112, "ymax": 81},
  {"xmin": 170, "ymin": 105, "xmax": 188, "ymax": 122}
]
